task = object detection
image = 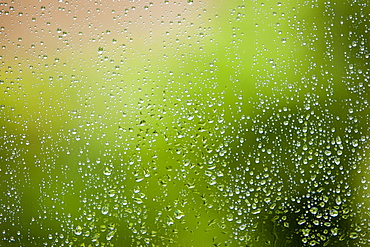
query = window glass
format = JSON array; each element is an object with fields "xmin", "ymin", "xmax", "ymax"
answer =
[{"xmin": 1, "ymin": 0, "xmax": 369, "ymax": 246}]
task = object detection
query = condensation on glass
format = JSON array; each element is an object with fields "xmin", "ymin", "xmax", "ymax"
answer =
[{"xmin": 0, "ymin": 0, "xmax": 369, "ymax": 246}]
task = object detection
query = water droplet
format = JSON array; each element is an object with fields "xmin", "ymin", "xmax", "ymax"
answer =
[
  {"xmin": 106, "ymin": 230, "xmax": 116, "ymax": 241},
  {"xmin": 298, "ymin": 219, "xmax": 306, "ymax": 225},
  {"xmin": 167, "ymin": 216, "xmax": 174, "ymax": 225},
  {"xmin": 103, "ymin": 167, "xmax": 112, "ymax": 176},
  {"xmin": 133, "ymin": 197, "xmax": 143, "ymax": 204},
  {"xmin": 310, "ymin": 207, "xmax": 318, "ymax": 215},
  {"xmin": 74, "ymin": 226, "xmax": 82, "ymax": 236},
  {"xmin": 107, "ymin": 189, "xmax": 116, "ymax": 197},
  {"xmin": 174, "ymin": 209, "xmax": 185, "ymax": 219},
  {"xmin": 101, "ymin": 205, "xmax": 109, "ymax": 215},
  {"xmin": 335, "ymin": 196, "xmax": 342, "ymax": 205},
  {"xmin": 330, "ymin": 209, "xmax": 338, "ymax": 217},
  {"xmin": 349, "ymin": 232, "xmax": 358, "ymax": 239},
  {"xmin": 252, "ymin": 208, "xmax": 261, "ymax": 215}
]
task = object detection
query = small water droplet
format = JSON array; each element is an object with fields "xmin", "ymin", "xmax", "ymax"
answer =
[
  {"xmin": 101, "ymin": 205, "xmax": 109, "ymax": 215},
  {"xmin": 174, "ymin": 209, "xmax": 185, "ymax": 219},
  {"xmin": 74, "ymin": 226, "xmax": 83, "ymax": 236},
  {"xmin": 349, "ymin": 232, "xmax": 358, "ymax": 239},
  {"xmin": 106, "ymin": 230, "xmax": 116, "ymax": 241},
  {"xmin": 103, "ymin": 167, "xmax": 112, "ymax": 176},
  {"xmin": 330, "ymin": 209, "xmax": 338, "ymax": 217},
  {"xmin": 310, "ymin": 207, "xmax": 318, "ymax": 215}
]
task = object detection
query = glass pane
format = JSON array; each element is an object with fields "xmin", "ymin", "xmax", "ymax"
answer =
[{"xmin": 1, "ymin": 0, "xmax": 369, "ymax": 246}]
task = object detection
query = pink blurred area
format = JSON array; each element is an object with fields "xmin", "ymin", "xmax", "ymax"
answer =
[{"xmin": 1, "ymin": 0, "xmax": 199, "ymax": 58}]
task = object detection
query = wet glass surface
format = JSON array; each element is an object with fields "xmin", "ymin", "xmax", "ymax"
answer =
[{"xmin": 1, "ymin": 0, "xmax": 369, "ymax": 246}]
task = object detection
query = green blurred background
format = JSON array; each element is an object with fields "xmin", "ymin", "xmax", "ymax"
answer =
[{"xmin": 1, "ymin": 0, "xmax": 369, "ymax": 246}]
